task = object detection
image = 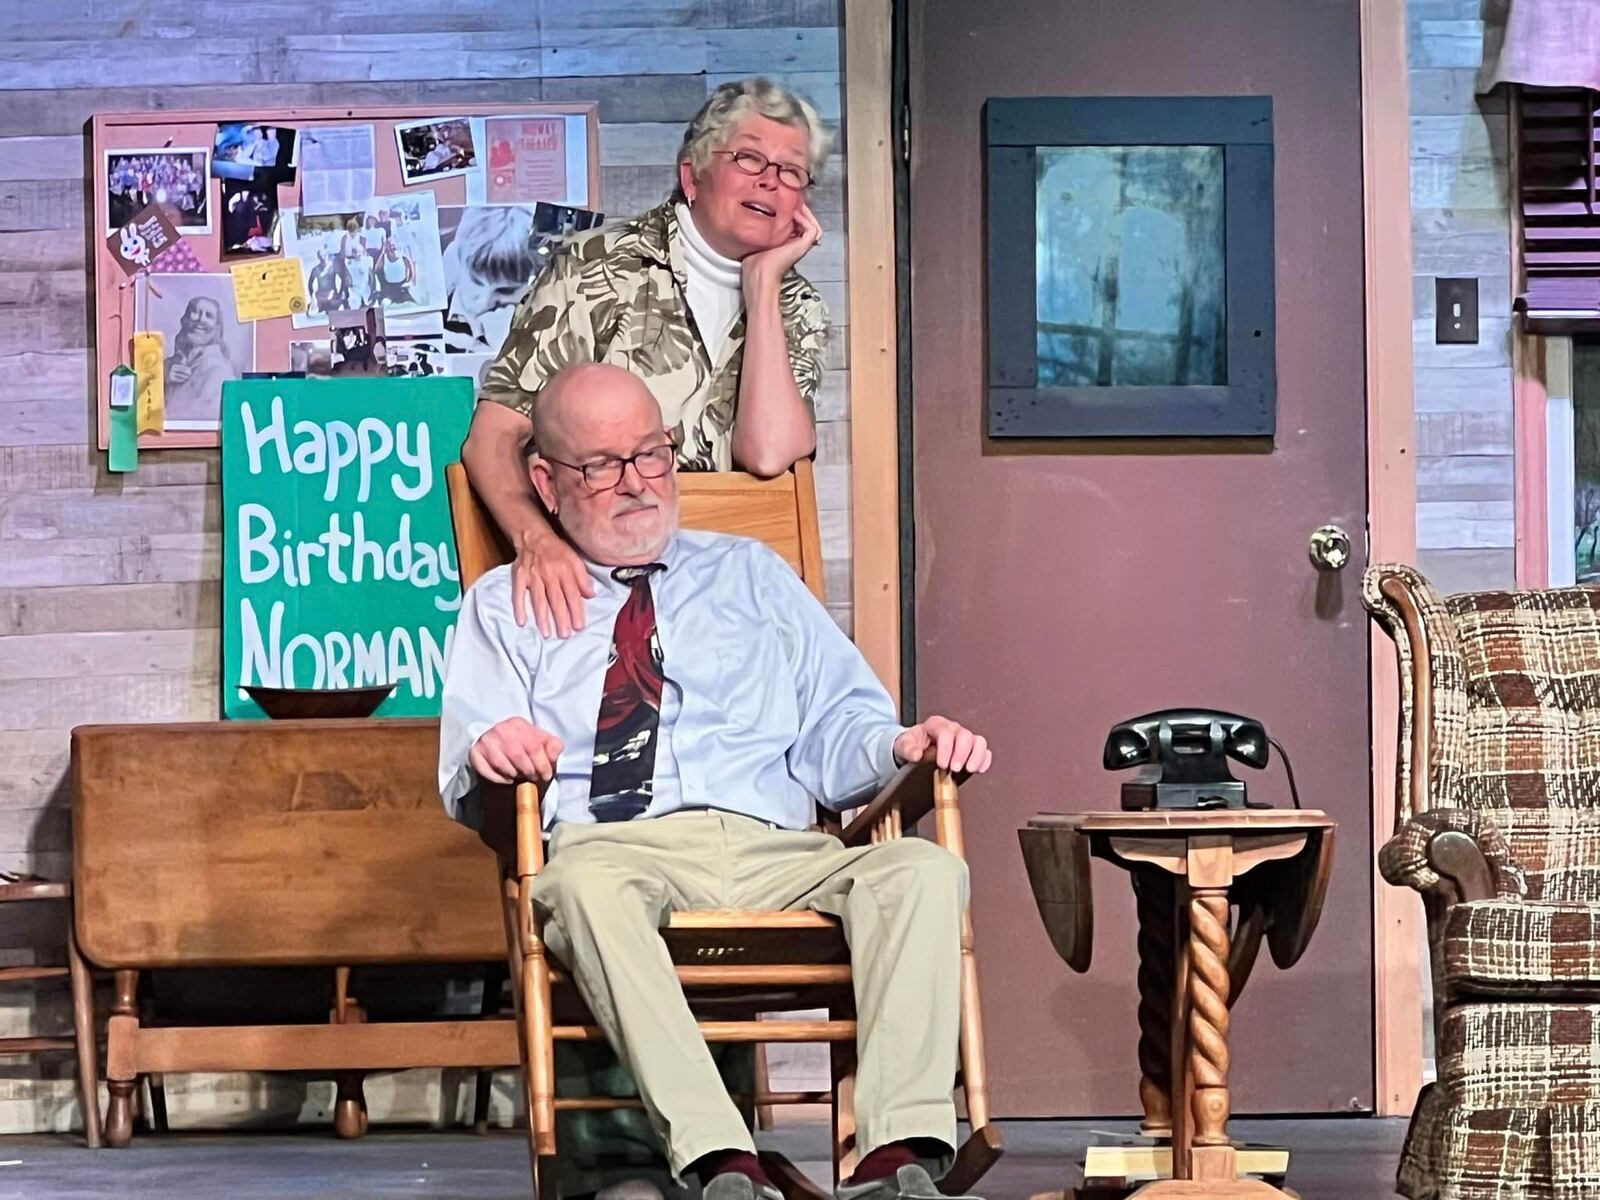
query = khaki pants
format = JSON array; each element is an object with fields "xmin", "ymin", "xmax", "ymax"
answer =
[
  {"xmin": 550, "ymin": 1041, "xmax": 754, "ymax": 1198},
  {"xmin": 531, "ymin": 810, "xmax": 969, "ymax": 1177}
]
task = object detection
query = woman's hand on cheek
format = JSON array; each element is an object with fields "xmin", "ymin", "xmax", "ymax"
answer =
[{"xmin": 741, "ymin": 202, "xmax": 822, "ymax": 300}]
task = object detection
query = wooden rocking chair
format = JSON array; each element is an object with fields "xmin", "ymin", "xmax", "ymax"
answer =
[{"xmin": 444, "ymin": 459, "xmax": 1002, "ymax": 1200}]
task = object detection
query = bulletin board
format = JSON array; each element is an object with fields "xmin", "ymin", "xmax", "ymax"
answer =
[{"xmin": 90, "ymin": 102, "xmax": 602, "ymax": 452}]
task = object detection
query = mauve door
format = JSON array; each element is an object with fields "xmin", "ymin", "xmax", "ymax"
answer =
[{"xmin": 909, "ymin": 0, "xmax": 1373, "ymax": 1115}]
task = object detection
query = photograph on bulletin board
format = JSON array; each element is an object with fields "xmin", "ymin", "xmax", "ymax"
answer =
[
  {"xmin": 395, "ymin": 117, "xmax": 478, "ymax": 185},
  {"xmin": 90, "ymin": 103, "xmax": 602, "ymax": 455},
  {"xmin": 135, "ymin": 273, "xmax": 258, "ymax": 432},
  {"xmin": 439, "ymin": 202, "xmax": 603, "ymax": 356},
  {"xmin": 283, "ymin": 192, "xmax": 449, "ymax": 324},
  {"xmin": 105, "ymin": 148, "xmax": 212, "ymax": 235}
]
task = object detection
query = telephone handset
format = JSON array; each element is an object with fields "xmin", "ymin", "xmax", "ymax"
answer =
[{"xmin": 1102, "ymin": 708, "xmax": 1273, "ymax": 811}]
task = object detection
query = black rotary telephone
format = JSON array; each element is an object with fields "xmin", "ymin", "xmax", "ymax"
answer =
[{"xmin": 1102, "ymin": 708, "xmax": 1281, "ymax": 811}]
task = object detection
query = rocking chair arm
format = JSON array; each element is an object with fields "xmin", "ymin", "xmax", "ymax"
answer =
[{"xmin": 839, "ymin": 755, "xmax": 969, "ymax": 848}]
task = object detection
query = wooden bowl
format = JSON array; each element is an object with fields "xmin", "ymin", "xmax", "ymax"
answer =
[{"xmin": 243, "ymin": 684, "xmax": 396, "ymax": 720}]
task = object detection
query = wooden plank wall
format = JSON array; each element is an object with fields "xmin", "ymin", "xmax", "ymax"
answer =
[
  {"xmin": 1408, "ymin": 1, "xmax": 1517, "ymax": 592},
  {"xmin": 0, "ymin": 0, "xmax": 848, "ymax": 1133}
]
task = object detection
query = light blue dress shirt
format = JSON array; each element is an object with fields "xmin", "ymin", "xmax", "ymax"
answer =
[{"xmin": 438, "ymin": 530, "xmax": 907, "ymax": 832}]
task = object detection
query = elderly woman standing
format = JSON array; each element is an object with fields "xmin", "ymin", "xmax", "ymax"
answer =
[
  {"xmin": 458, "ymin": 77, "xmax": 830, "ymax": 1200},
  {"xmin": 461, "ymin": 76, "xmax": 829, "ymax": 638}
]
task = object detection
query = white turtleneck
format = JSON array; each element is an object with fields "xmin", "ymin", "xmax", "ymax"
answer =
[{"xmin": 675, "ymin": 202, "xmax": 744, "ymax": 363}]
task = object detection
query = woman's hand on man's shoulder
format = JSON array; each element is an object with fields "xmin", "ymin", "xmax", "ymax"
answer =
[{"xmin": 512, "ymin": 527, "xmax": 597, "ymax": 639}]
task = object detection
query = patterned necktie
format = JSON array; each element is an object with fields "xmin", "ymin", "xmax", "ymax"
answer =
[{"xmin": 588, "ymin": 564, "xmax": 667, "ymax": 822}]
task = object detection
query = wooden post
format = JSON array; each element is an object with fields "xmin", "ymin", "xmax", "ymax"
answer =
[
  {"xmin": 1185, "ymin": 839, "xmax": 1236, "ymax": 1183},
  {"xmin": 330, "ymin": 966, "xmax": 369, "ymax": 1139},
  {"xmin": 933, "ymin": 768, "xmax": 992, "ymax": 1133},
  {"xmin": 104, "ymin": 970, "xmax": 138, "ymax": 1148},
  {"xmin": 831, "ymin": 1040, "xmax": 859, "ymax": 1184},
  {"xmin": 66, "ymin": 921, "xmax": 102, "ymax": 1149},
  {"xmin": 843, "ymin": 0, "xmax": 902, "ymax": 699},
  {"xmin": 515, "ymin": 780, "xmax": 558, "ymax": 1189},
  {"xmin": 1360, "ymin": 0, "xmax": 1423, "ymax": 1119},
  {"xmin": 1133, "ymin": 869, "xmax": 1174, "ymax": 1137}
]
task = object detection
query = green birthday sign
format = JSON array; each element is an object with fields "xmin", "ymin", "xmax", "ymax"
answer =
[{"xmin": 221, "ymin": 376, "xmax": 474, "ymax": 718}]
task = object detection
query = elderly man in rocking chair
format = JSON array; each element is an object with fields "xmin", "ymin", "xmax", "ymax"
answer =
[{"xmin": 439, "ymin": 363, "xmax": 992, "ymax": 1200}]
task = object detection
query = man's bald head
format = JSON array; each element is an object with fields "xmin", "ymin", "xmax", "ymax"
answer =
[
  {"xmin": 527, "ymin": 363, "xmax": 680, "ymax": 567},
  {"xmin": 532, "ymin": 363, "xmax": 663, "ymax": 463}
]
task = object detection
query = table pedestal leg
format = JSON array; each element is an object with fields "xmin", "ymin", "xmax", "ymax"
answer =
[
  {"xmin": 1186, "ymin": 885, "xmax": 1234, "ymax": 1181},
  {"xmin": 1170, "ymin": 891, "xmax": 1192, "ymax": 1180},
  {"xmin": 1133, "ymin": 869, "xmax": 1174, "ymax": 1137},
  {"xmin": 1131, "ymin": 879, "xmax": 1292, "ymax": 1199}
]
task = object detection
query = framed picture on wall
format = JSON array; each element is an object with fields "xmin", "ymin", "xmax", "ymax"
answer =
[{"xmin": 984, "ymin": 96, "xmax": 1277, "ymax": 438}]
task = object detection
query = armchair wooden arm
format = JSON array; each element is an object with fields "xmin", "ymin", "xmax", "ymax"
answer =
[
  {"xmin": 514, "ymin": 779, "xmax": 547, "ymax": 880},
  {"xmin": 502, "ymin": 778, "xmax": 555, "ymax": 1159},
  {"xmin": 1377, "ymin": 569, "xmax": 1436, "ymax": 830},
  {"xmin": 839, "ymin": 755, "xmax": 970, "ymax": 850},
  {"xmin": 1378, "ymin": 808, "xmax": 1524, "ymax": 902},
  {"xmin": 1428, "ymin": 830, "xmax": 1497, "ymax": 904}
]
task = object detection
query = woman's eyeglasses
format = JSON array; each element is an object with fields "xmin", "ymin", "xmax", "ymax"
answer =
[
  {"xmin": 542, "ymin": 443, "xmax": 676, "ymax": 491},
  {"xmin": 713, "ymin": 149, "xmax": 812, "ymax": 191}
]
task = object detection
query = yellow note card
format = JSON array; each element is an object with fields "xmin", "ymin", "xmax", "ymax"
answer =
[
  {"xmin": 132, "ymin": 331, "xmax": 165, "ymax": 435},
  {"xmin": 231, "ymin": 258, "xmax": 308, "ymax": 322}
]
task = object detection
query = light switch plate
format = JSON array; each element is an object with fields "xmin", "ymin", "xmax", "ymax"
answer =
[{"xmin": 1436, "ymin": 277, "xmax": 1479, "ymax": 344}]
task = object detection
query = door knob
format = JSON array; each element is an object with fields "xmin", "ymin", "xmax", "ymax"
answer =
[{"xmin": 1308, "ymin": 524, "xmax": 1352, "ymax": 571}]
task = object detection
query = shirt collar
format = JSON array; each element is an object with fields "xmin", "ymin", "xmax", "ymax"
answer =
[
  {"xmin": 635, "ymin": 202, "xmax": 675, "ymax": 264},
  {"xmin": 581, "ymin": 532, "xmax": 684, "ymax": 593},
  {"xmin": 643, "ymin": 202, "xmax": 692, "ymax": 295}
]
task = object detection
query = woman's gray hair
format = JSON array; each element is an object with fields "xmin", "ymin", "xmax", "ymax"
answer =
[{"xmin": 672, "ymin": 78, "xmax": 831, "ymax": 202}]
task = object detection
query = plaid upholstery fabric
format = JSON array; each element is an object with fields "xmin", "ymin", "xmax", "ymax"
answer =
[
  {"xmin": 1396, "ymin": 1083, "xmax": 1447, "ymax": 1200},
  {"xmin": 1401, "ymin": 1003, "xmax": 1600, "ymax": 1200},
  {"xmin": 1364, "ymin": 567, "xmax": 1600, "ymax": 904},
  {"xmin": 1445, "ymin": 586, "xmax": 1600, "ymax": 904},
  {"xmin": 1442, "ymin": 899, "xmax": 1600, "ymax": 995},
  {"xmin": 1364, "ymin": 566, "xmax": 1600, "ymax": 1200}
]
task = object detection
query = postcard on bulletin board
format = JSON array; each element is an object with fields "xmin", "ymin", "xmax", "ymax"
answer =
[{"xmin": 91, "ymin": 102, "xmax": 602, "ymax": 453}]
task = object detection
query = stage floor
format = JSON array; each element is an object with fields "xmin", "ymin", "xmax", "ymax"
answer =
[{"xmin": 0, "ymin": 1116, "xmax": 1406, "ymax": 1199}]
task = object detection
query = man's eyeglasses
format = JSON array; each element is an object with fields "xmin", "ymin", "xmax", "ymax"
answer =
[
  {"xmin": 542, "ymin": 443, "xmax": 676, "ymax": 491},
  {"xmin": 713, "ymin": 149, "xmax": 812, "ymax": 191}
]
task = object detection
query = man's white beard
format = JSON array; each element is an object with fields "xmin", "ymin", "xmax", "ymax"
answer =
[{"xmin": 598, "ymin": 503, "xmax": 679, "ymax": 563}]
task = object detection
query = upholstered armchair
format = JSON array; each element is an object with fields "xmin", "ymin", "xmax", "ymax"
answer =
[{"xmin": 1363, "ymin": 564, "xmax": 1600, "ymax": 1200}]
